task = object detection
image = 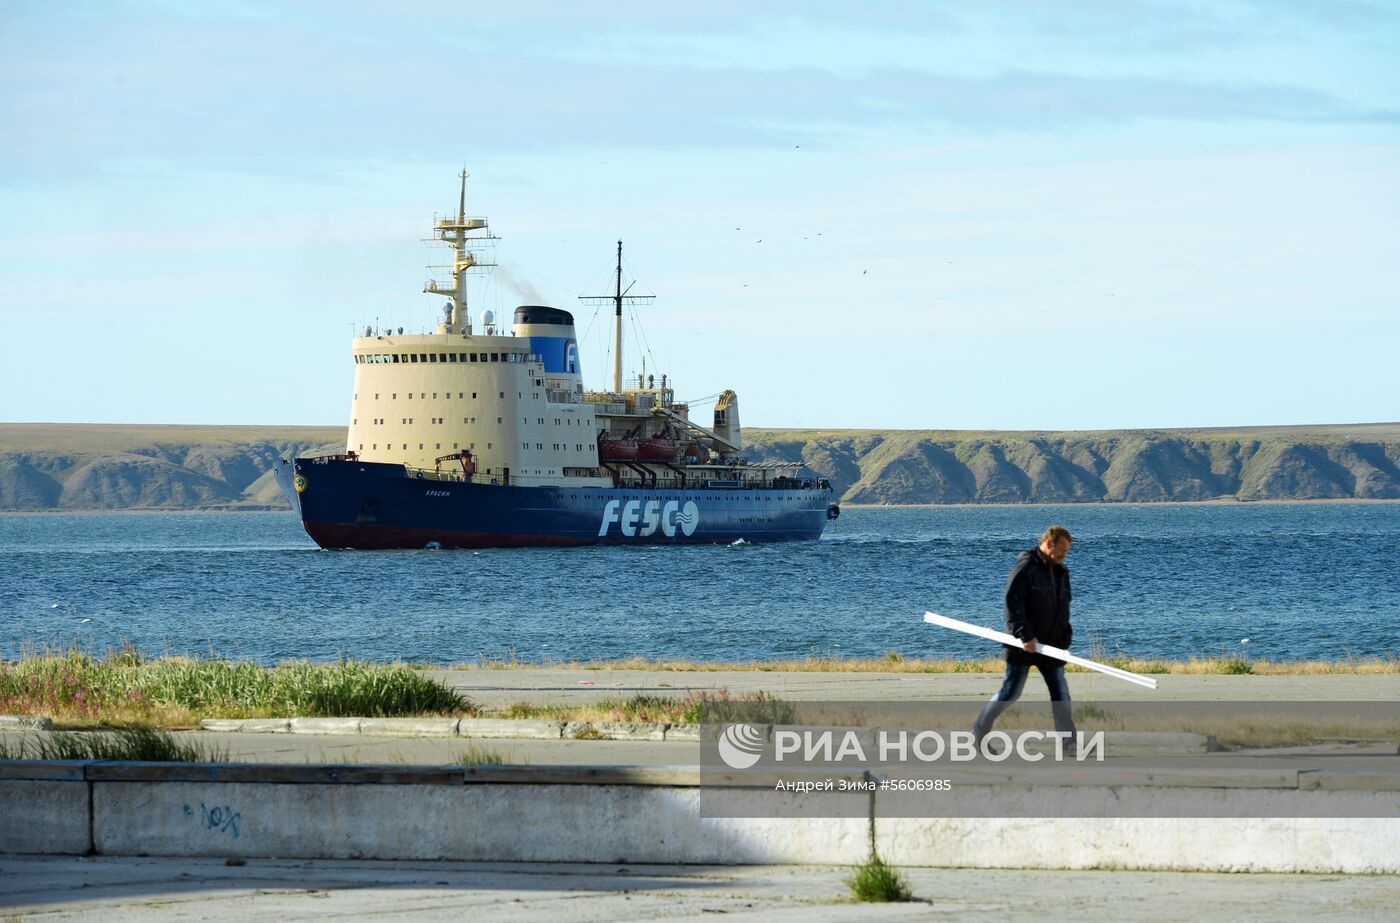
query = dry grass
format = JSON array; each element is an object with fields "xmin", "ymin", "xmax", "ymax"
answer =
[
  {"xmin": 459, "ymin": 651, "xmax": 1400, "ymax": 676},
  {"xmin": 500, "ymin": 690, "xmax": 793, "ymax": 725}
]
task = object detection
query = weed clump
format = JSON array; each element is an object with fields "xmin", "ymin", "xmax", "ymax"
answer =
[
  {"xmin": 455, "ymin": 744, "xmax": 508, "ymax": 766},
  {"xmin": 848, "ymin": 853, "xmax": 914, "ymax": 903}
]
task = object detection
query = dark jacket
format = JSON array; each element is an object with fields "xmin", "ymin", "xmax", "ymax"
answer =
[{"xmin": 1003, "ymin": 547, "xmax": 1071, "ymax": 666}]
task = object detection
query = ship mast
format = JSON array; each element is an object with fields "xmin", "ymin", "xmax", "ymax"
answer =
[
  {"xmin": 612, "ymin": 241, "xmax": 623, "ymax": 392},
  {"xmin": 581, "ymin": 240, "xmax": 654, "ymax": 393},
  {"xmin": 425, "ymin": 170, "xmax": 497, "ymax": 334}
]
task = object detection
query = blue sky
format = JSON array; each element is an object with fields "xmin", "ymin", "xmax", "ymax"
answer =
[{"xmin": 1, "ymin": 0, "xmax": 1396, "ymax": 429}]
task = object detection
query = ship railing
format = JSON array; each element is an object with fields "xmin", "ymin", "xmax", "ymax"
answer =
[
  {"xmin": 404, "ymin": 465, "xmax": 473, "ymax": 483},
  {"xmin": 605, "ymin": 476, "xmax": 830, "ymax": 491}
]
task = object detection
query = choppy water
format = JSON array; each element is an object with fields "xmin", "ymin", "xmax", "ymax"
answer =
[{"xmin": 2, "ymin": 504, "xmax": 1395, "ymax": 664}]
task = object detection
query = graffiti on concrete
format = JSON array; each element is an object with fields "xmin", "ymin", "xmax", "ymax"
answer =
[{"xmin": 183, "ymin": 801, "xmax": 241, "ymax": 839}]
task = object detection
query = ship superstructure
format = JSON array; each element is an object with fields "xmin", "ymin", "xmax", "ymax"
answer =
[{"xmin": 281, "ymin": 173, "xmax": 836, "ymax": 548}]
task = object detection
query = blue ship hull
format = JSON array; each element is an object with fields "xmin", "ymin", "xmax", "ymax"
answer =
[{"xmin": 283, "ymin": 457, "xmax": 835, "ymax": 549}]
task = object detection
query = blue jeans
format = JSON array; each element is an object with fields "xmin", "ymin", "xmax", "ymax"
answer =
[{"xmin": 972, "ymin": 661, "xmax": 1076, "ymax": 742}]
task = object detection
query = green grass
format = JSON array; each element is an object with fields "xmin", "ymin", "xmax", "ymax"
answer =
[
  {"xmin": 848, "ymin": 853, "xmax": 914, "ymax": 903},
  {"xmin": 1219, "ymin": 657, "xmax": 1255, "ymax": 675},
  {"xmin": 0, "ymin": 648, "xmax": 470, "ymax": 725},
  {"xmin": 0, "ymin": 726, "xmax": 226, "ymax": 762}
]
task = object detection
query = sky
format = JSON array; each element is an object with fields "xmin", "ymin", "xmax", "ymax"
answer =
[{"xmin": 0, "ymin": 0, "xmax": 1396, "ymax": 431}]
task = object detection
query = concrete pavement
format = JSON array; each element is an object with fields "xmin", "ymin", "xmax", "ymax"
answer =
[
  {"xmin": 3, "ymin": 854, "xmax": 1398, "ymax": 922},
  {"xmin": 428, "ymin": 668, "xmax": 1400, "ymax": 708}
]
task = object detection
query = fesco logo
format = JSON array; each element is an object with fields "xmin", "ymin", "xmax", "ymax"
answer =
[{"xmin": 599, "ymin": 499, "xmax": 699, "ymax": 537}]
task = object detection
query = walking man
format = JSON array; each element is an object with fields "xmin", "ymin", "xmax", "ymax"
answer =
[{"xmin": 972, "ymin": 525, "xmax": 1076, "ymax": 750}]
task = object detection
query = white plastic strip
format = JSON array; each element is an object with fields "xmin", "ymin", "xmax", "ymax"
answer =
[{"xmin": 923, "ymin": 611, "xmax": 1159, "ymax": 690}]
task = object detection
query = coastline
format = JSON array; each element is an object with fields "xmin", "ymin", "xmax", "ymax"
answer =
[
  {"xmin": 6, "ymin": 497, "xmax": 1400, "ymax": 515},
  {"xmin": 839, "ymin": 497, "xmax": 1400, "ymax": 509}
]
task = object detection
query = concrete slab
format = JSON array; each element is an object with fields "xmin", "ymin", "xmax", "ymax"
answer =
[
  {"xmin": 458, "ymin": 718, "xmax": 564, "ymax": 740},
  {"xmin": 359, "ymin": 718, "xmax": 460, "ymax": 737},
  {"xmin": 290, "ymin": 717, "xmax": 363, "ymax": 735}
]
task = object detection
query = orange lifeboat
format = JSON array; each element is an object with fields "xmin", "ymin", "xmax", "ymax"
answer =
[
  {"xmin": 637, "ymin": 437, "xmax": 679, "ymax": 462},
  {"xmin": 599, "ymin": 438, "xmax": 640, "ymax": 462}
]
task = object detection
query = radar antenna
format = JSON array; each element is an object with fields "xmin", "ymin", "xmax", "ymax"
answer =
[{"xmin": 423, "ymin": 169, "xmax": 497, "ymax": 335}]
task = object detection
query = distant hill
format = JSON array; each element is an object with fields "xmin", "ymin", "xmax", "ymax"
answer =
[
  {"xmin": 743, "ymin": 423, "xmax": 1400, "ymax": 504},
  {"xmin": 2, "ymin": 422, "xmax": 1398, "ymax": 510},
  {"xmin": 0, "ymin": 424, "xmax": 342, "ymax": 511}
]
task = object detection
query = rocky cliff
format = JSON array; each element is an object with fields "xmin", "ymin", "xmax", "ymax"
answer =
[{"xmin": 2, "ymin": 422, "xmax": 1398, "ymax": 510}]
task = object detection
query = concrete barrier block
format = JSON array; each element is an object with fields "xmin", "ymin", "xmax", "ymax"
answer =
[
  {"xmin": 0, "ymin": 779, "xmax": 90, "ymax": 854},
  {"xmin": 290, "ymin": 717, "xmax": 363, "ymax": 735},
  {"xmin": 1299, "ymin": 770, "xmax": 1400, "ymax": 791},
  {"xmin": 89, "ymin": 779, "xmax": 867, "ymax": 864},
  {"xmin": 457, "ymin": 718, "xmax": 563, "ymax": 740},
  {"xmin": 228, "ymin": 719, "xmax": 291, "ymax": 734},
  {"xmin": 200, "ymin": 719, "xmax": 245, "ymax": 732},
  {"xmin": 565, "ymin": 721, "xmax": 667, "ymax": 741},
  {"xmin": 93, "ymin": 781, "xmax": 461, "ymax": 859},
  {"xmin": 0, "ymin": 715, "xmax": 54, "ymax": 730},
  {"xmin": 359, "ymin": 718, "xmax": 459, "ymax": 737},
  {"xmin": 875, "ymin": 788, "xmax": 1400, "ymax": 873}
]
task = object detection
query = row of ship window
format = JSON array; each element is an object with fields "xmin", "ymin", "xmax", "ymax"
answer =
[
  {"xmin": 523, "ymin": 444, "xmax": 593, "ymax": 452},
  {"xmin": 360, "ymin": 392, "xmax": 509, "ymax": 400},
  {"xmin": 354, "ymin": 418, "xmax": 495, "ymax": 425},
  {"xmin": 361, "ymin": 443, "xmax": 494, "ymax": 451},
  {"xmin": 357, "ymin": 352, "xmax": 528, "ymax": 365}
]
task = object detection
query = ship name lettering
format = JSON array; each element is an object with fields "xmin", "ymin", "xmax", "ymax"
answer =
[
  {"xmin": 425, "ymin": 490, "xmax": 450, "ymax": 497},
  {"xmin": 620, "ymin": 500, "xmax": 642, "ymax": 536},
  {"xmin": 599, "ymin": 498, "xmax": 699, "ymax": 537},
  {"xmin": 640, "ymin": 500, "xmax": 661, "ymax": 536}
]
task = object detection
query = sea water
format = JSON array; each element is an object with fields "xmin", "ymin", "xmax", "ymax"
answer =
[{"xmin": 2, "ymin": 504, "xmax": 1395, "ymax": 665}]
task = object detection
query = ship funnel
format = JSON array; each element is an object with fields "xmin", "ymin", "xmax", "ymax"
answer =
[{"xmin": 513, "ymin": 305, "xmax": 580, "ymax": 376}]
